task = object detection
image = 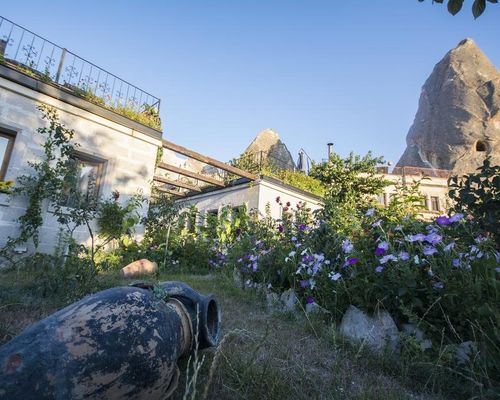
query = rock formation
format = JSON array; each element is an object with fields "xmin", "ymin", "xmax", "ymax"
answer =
[
  {"xmin": 244, "ymin": 129, "xmax": 296, "ymax": 171},
  {"xmin": 396, "ymin": 39, "xmax": 500, "ymax": 175}
]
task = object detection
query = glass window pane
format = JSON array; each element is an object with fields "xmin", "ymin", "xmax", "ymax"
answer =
[{"xmin": 0, "ymin": 137, "xmax": 8, "ymax": 163}]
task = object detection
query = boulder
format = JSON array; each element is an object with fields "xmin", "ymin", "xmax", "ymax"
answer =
[
  {"xmin": 266, "ymin": 292, "xmax": 281, "ymax": 312},
  {"xmin": 305, "ymin": 301, "xmax": 329, "ymax": 315},
  {"xmin": 121, "ymin": 259, "xmax": 158, "ymax": 278},
  {"xmin": 339, "ymin": 305, "xmax": 399, "ymax": 353},
  {"xmin": 280, "ymin": 289, "xmax": 298, "ymax": 312},
  {"xmin": 401, "ymin": 323, "xmax": 432, "ymax": 351},
  {"xmin": 396, "ymin": 39, "xmax": 500, "ymax": 175}
]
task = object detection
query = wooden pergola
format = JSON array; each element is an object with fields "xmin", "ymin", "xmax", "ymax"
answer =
[{"xmin": 153, "ymin": 140, "xmax": 257, "ymax": 197}]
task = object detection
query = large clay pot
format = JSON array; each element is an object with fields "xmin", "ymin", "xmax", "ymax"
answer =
[{"xmin": 0, "ymin": 281, "xmax": 220, "ymax": 400}]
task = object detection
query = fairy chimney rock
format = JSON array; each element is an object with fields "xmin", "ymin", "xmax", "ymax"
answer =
[
  {"xmin": 245, "ymin": 129, "xmax": 295, "ymax": 171},
  {"xmin": 396, "ymin": 38, "xmax": 500, "ymax": 175}
]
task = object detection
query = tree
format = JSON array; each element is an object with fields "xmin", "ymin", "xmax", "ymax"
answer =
[
  {"xmin": 309, "ymin": 151, "xmax": 389, "ymax": 234},
  {"xmin": 418, "ymin": 0, "xmax": 498, "ymax": 19}
]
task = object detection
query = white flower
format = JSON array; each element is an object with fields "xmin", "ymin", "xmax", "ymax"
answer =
[
  {"xmin": 342, "ymin": 239, "xmax": 353, "ymax": 254},
  {"xmin": 329, "ymin": 272, "xmax": 342, "ymax": 281},
  {"xmin": 365, "ymin": 208, "xmax": 375, "ymax": 216}
]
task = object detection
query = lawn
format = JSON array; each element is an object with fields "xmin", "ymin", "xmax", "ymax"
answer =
[{"xmin": 0, "ymin": 269, "xmax": 447, "ymax": 400}]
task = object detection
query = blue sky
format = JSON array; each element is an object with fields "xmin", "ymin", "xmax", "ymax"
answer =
[{"xmin": 1, "ymin": 1, "xmax": 498, "ymax": 166}]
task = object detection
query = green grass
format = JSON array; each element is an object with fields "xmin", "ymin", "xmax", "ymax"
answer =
[{"xmin": 0, "ymin": 268, "xmax": 466, "ymax": 399}]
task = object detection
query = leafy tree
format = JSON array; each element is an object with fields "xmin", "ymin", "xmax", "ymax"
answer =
[
  {"xmin": 309, "ymin": 151, "xmax": 390, "ymax": 234},
  {"xmin": 417, "ymin": 0, "xmax": 497, "ymax": 19},
  {"xmin": 448, "ymin": 157, "xmax": 500, "ymax": 245}
]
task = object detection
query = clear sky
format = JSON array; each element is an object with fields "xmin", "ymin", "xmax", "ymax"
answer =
[{"xmin": 1, "ymin": 1, "xmax": 498, "ymax": 166}]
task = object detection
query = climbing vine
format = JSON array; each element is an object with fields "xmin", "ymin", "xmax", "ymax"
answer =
[{"xmin": 4, "ymin": 105, "xmax": 78, "ymax": 250}]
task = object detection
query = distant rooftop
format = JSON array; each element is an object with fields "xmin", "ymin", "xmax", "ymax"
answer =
[{"xmin": 0, "ymin": 16, "xmax": 161, "ymax": 131}]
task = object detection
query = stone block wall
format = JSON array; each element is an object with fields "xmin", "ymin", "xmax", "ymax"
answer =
[{"xmin": 0, "ymin": 76, "xmax": 162, "ymax": 255}]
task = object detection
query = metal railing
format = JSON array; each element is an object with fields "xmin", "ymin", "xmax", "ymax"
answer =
[{"xmin": 0, "ymin": 16, "xmax": 160, "ymax": 116}]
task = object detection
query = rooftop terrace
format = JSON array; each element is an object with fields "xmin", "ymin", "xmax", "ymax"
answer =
[{"xmin": 0, "ymin": 16, "xmax": 161, "ymax": 131}]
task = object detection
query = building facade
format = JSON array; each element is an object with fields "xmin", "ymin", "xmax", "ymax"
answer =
[{"xmin": 0, "ymin": 64, "xmax": 162, "ymax": 254}]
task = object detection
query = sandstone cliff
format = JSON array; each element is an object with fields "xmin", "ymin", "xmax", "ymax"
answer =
[
  {"xmin": 244, "ymin": 129, "xmax": 296, "ymax": 171},
  {"xmin": 396, "ymin": 39, "xmax": 500, "ymax": 175}
]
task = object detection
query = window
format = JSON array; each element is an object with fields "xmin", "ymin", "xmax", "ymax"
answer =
[
  {"xmin": 62, "ymin": 152, "xmax": 106, "ymax": 208},
  {"xmin": 475, "ymin": 141, "xmax": 487, "ymax": 152},
  {"xmin": 430, "ymin": 196, "xmax": 440, "ymax": 212},
  {"xmin": 0, "ymin": 130, "xmax": 16, "ymax": 180}
]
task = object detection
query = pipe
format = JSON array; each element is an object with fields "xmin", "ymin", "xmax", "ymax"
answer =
[{"xmin": 0, "ymin": 281, "xmax": 220, "ymax": 400}]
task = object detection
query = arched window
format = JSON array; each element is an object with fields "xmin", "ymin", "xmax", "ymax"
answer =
[{"xmin": 475, "ymin": 141, "xmax": 487, "ymax": 152}]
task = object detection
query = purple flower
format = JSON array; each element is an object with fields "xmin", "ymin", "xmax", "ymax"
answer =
[
  {"xmin": 278, "ymin": 225, "xmax": 284, "ymax": 233},
  {"xmin": 329, "ymin": 272, "xmax": 342, "ymax": 281},
  {"xmin": 298, "ymin": 224, "xmax": 306, "ymax": 231},
  {"xmin": 375, "ymin": 266, "xmax": 384, "ymax": 273},
  {"xmin": 306, "ymin": 296, "xmax": 315, "ymax": 304},
  {"xmin": 449, "ymin": 213, "xmax": 464, "ymax": 223},
  {"xmin": 345, "ymin": 257, "xmax": 359, "ymax": 266},
  {"xmin": 302, "ymin": 255, "xmax": 314, "ymax": 263},
  {"xmin": 452, "ymin": 258, "xmax": 461, "ymax": 267},
  {"xmin": 432, "ymin": 281, "xmax": 444, "ymax": 290},
  {"xmin": 372, "ymin": 219, "xmax": 382, "ymax": 228},
  {"xmin": 496, "ymin": 267, "xmax": 500, "ymax": 273},
  {"xmin": 424, "ymin": 232, "xmax": 442, "ymax": 245},
  {"xmin": 342, "ymin": 239, "xmax": 353, "ymax": 254},
  {"xmin": 408, "ymin": 233, "xmax": 426, "ymax": 242},
  {"xmin": 252, "ymin": 262, "xmax": 258, "ymax": 272},
  {"xmin": 399, "ymin": 251, "xmax": 410, "ymax": 261},
  {"xmin": 423, "ymin": 246, "xmax": 438, "ymax": 256},
  {"xmin": 299, "ymin": 279, "xmax": 309, "ymax": 288},
  {"xmin": 375, "ymin": 241, "xmax": 389, "ymax": 256},
  {"xmin": 291, "ymin": 236, "xmax": 297, "ymax": 242},
  {"xmin": 436, "ymin": 215, "xmax": 451, "ymax": 226},
  {"xmin": 380, "ymin": 254, "xmax": 397, "ymax": 264},
  {"xmin": 443, "ymin": 242, "xmax": 455, "ymax": 252}
]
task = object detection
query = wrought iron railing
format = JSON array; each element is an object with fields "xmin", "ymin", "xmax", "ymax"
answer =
[{"xmin": 0, "ymin": 16, "xmax": 161, "ymax": 129}]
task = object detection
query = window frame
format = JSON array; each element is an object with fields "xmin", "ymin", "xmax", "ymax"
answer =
[
  {"xmin": 430, "ymin": 196, "xmax": 440, "ymax": 212},
  {"xmin": 62, "ymin": 150, "xmax": 107, "ymax": 209},
  {"xmin": 0, "ymin": 129, "xmax": 16, "ymax": 181}
]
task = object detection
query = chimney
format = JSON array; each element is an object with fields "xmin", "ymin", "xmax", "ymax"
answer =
[
  {"xmin": 298, "ymin": 150, "xmax": 306, "ymax": 172},
  {"xmin": 327, "ymin": 143, "xmax": 333, "ymax": 158}
]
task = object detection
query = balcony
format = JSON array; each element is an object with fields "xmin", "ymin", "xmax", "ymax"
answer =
[{"xmin": 0, "ymin": 16, "xmax": 161, "ymax": 131}]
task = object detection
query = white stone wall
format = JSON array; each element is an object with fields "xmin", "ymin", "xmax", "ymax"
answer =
[
  {"xmin": 176, "ymin": 183, "xmax": 260, "ymax": 218},
  {"xmin": 257, "ymin": 179, "xmax": 323, "ymax": 220},
  {"xmin": 380, "ymin": 173, "xmax": 450, "ymax": 218},
  {"xmin": 0, "ymin": 77, "xmax": 161, "ymax": 254},
  {"xmin": 176, "ymin": 177, "xmax": 323, "ymax": 222}
]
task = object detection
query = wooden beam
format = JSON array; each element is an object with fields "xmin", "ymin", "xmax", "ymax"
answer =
[
  {"xmin": 162, "ymin": 139, "xmax": 257, "ymax": 181},
  {"xmin": 153, "ymin": 175, "xmax": 201, "ymax": 192},
  {"xmin": 157, "ymin": 162, "xmax": 225, "ymax": 187},
  {"xmin": 153, "ymin": 186, "xmax": 186, "ymax": 197}
]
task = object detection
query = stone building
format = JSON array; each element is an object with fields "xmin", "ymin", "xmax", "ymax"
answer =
[{"xmin": 0, "ymin": 16, "xmax": 162, "ymax": 254}]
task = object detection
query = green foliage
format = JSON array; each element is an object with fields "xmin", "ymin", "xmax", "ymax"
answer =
[
  {"xmin": 229, "ymin": 151, "xmax": 325, "ymax": 196},
  {"xmin": 97, "ymin": 192, "xmax": 144, "ymax": 244},
  {"xmin": 379, "ymin": 178, "xmax": 427, "ymax": 223},
  {"xmin": 417, "ymin": 0, "xmax": 497, "ymax": 18},
  {"xmin": 309, "ymin": 151, "xmax": 390, "ymax": 235},
  {"xmin": 272, "ymin": 169, "xmax": 325, "ymax": 197},
  {"xmin": 5, "ymin": 105, "xmax": 77, "ymax": 248},
  {"xmin": 448, "ymin": 157, "xmax": 500, "ymax": 246},
  {"xmin": 0, "ymin": 180, "xmax": 14, "ymax": 194}
]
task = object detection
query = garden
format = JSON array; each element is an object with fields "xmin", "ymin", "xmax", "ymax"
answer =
[{"xmin": 0, "ymin": 107, "xmax": 499, "ymax": 399}]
